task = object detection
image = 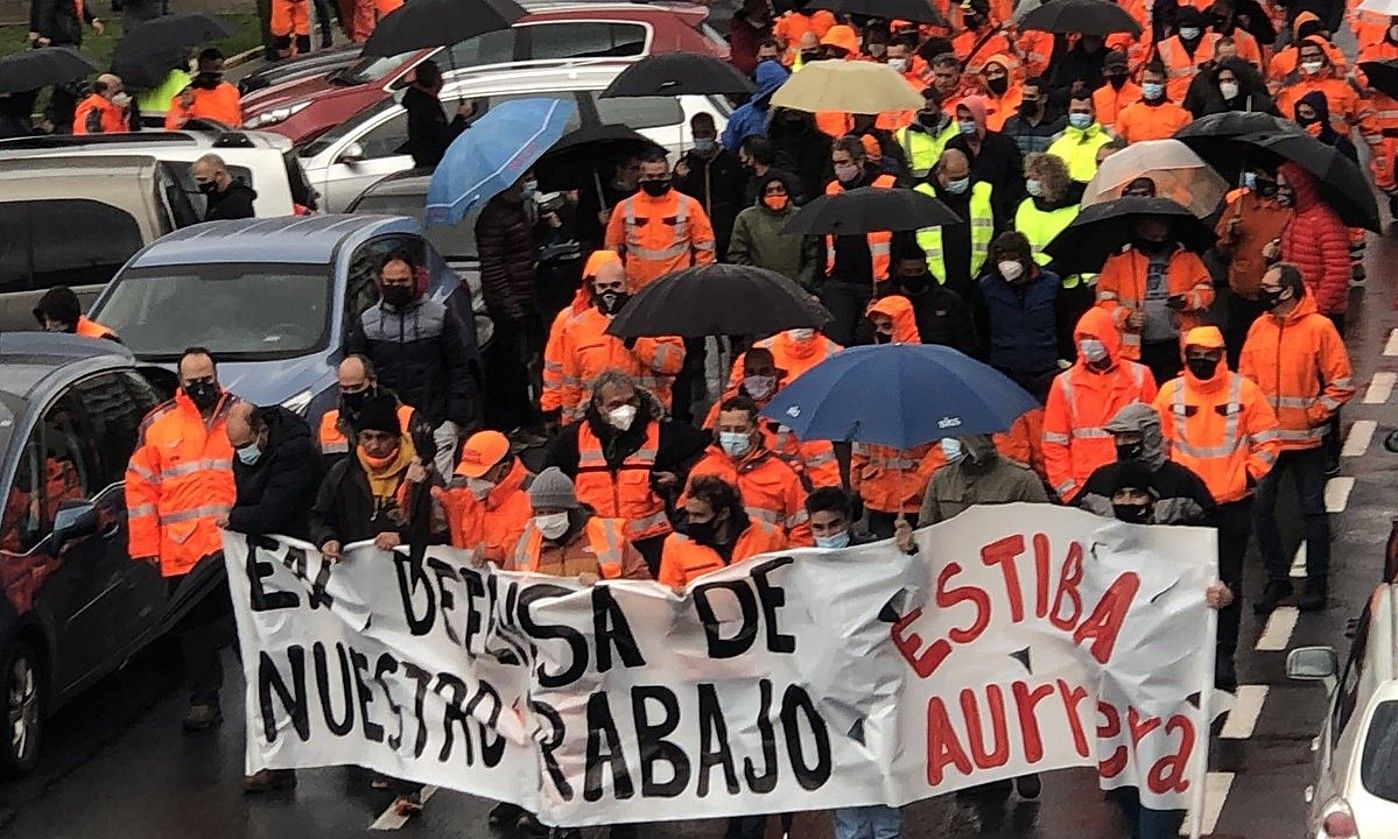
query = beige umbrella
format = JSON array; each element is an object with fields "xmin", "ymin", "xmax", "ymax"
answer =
[
  {"xmin": 769, "ymin": 60, "xmax": 924, "ymax": 114},
  {"xmin": 1081, "ymin": 139, "xmax": 1228, "ymax": 218}
]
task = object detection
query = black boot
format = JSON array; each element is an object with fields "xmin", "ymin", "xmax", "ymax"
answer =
[
  {"xmin": 489, "ymin": 802, "xmax": 525, "ymax": 826},
  {"xmin": 1214, "ymin": 656, "xmax": 1237, "ymax": 693},
  {"xmin": 1252, "ymin": 578, "xmax": 1292, "ymax": 615},
  {"xmin": 1298, "ymin": 579, "xmax": 1328, "ymax": 612}
]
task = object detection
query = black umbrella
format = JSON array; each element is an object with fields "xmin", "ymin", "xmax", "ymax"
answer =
[
  {"xmin": 532, "ymin": 123, "xmax": 662, "ymax": 192},
  {"xmin": 1359, "ymin": 60, "xmax": 1398, "ymax": 100},
  {"xmin": 805, "ymin": 0, "xmax": 947, "ymax": 25},
  {"xmin": 112, "ymin": 13, "xmax": 231, "ymax": 90},
  {"xmin": 781, "ymin": 187, "xmax": 962, "ymax": 236},
  {"xmin": 1248, "ymin": 132, "xmax": 1381, "ymax": 231},
  {"xmin": 0, "ymin": 47, "xmax": 96, "ymax": 95},
  {"xmin": 600, "ymin": 53, "xmax": 754, "ymax": 98},
  {"xmin": 1017, "ymin": 0, "xmax": 1142, "ymax": 37},
  {"xmin": 606, "ymin": 264, "xmax": 831, "ymax": 339},
  {"xmin": 1044, "ymin": 196, "xmax": 1217, "ymax": 274},
  {"xmin": 1171, "ymin": 112, "xmax": 1309, "ymax": 184},
  {"xmin": 362, "ymin": 0, "xmax": 526, "ymax": 58}
]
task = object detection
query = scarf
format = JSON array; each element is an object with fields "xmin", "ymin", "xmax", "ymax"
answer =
[{"xmin": 356, "ymin": 434, "xmax": 417, "ymax": 504}]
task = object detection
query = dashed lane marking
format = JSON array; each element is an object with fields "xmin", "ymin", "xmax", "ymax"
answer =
[
  {"xmin": 1220, "ymin": 685, "xmax": 1268, "ymax": 739},
  {"xmin": 1256, "ymin": 607, "xmax": 1299, "ymax": 651},
  {"xmin": 1181, "ymin": 771, "xmax": 1235, "ymax": 836},
  {"xmin": 1363, "ymin": 371, "xmax": 1395, "ymax": 404},
  {"xmin": 1384, "ymin": 328, "xmax": 1398, "ymax": 357},
  {"xmin": 1291, "ymin": 541, "xmax": 1306, "ymax": 579},
  {"xmin": 1341, "ymin": 420, "xmax": 1377, "ymax": 457},
  {"xmin": 1325, "ymin": 477, "xmax": 1355, "ymax": 513},
  {"xmin": 370, "ymin": 786, "xmax": 438, "ymax": 830}
]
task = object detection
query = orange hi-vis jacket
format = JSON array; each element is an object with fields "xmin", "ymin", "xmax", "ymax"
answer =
[
  {"xmin": 1114, "ymin": 100, "xmax": 1193, "ymax": 144},
  {"xmin": 685, "ymin": 445, "xmax": 813, "ymax": 545},
  {"xmin": 318, "ymin": 403, "xmax": 416, "ymax": 458},
  {"xmin": 1353, "ymin": 42, "xmax": 1398, "ymax": 190},
  {"xmin": 953, "ymin": 28, "xmax": 1014, "ymax": 74},
  {"xmin": 540, "ymin": 304, "xmax": 684, "ymax": 421},
  {"xmin": 1094, "ymin": 245, "xmax": 1214, "ymax": 360},
  {"xmin": 657, "ymin": 519, "xmax": 787, "ymax": 588},
  {"xmin": 853, "ymin": 295, "xmax": 933, "ymax": 513},
  {"xmin": 919, "ymin": 406, "xmax": 1049, "ymax": 482},
  {"xmin": 1018, "ymin": 30, "xmax": 1055, "ymax": 76},
  {"xmin": 727, "ymin": 331, "xmax": 844, "ymax": 388},
  {"xmin": 437, "ymin": 458, "xmax": 533, "ymax": 564},
  {"xmin": 1153, "ymin": 327, "xmax": 1280, "ymax": 503},
  {"xmin": 165, "ymin": 82, "xmax": 242, "ymax": 129},
  {"xmin": 702, "ymin": 388, "xmax": 841, "ymax": 489},
  {"xmin": 575, "ymin": 421, "xmax": 672, "ymax": 542},
  {"xmin": 510, "ymin": 516, "xmax": 629, "ymax": 578},
  {"xmin": 825, "ymin": 173, "xmax": 898, "ymax": 281},
  {"xmin": 74, "ymin": 316, "xmax": 117, "ymax": 340},
  {"xmin": 1093, "ymin": 79, "xmax": 1143, "ymax": 131},
  {"xmin": 125, "ymin": 391, "xmax": 238, "ymax": 577},
  {"xmin": 1043, "ymin": 308, "xmax": 1159, "ymax": 501},
  {"xmin": 1238, "ymin": 295, "xmax": 1355, "ymax": 452},
  {"xmin": 74, "ymin": 94, "xmax": 128, "ymax": 135},
  {"xmin": 1154, "ymin": 32, "xmax": 1266, "ymax": 102},
  {"xmin": 605, "ymin": 188, "xmax": 716, "ymax": 291}
]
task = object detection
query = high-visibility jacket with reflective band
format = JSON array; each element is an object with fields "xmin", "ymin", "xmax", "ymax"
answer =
[
  {"xmin": 1276, "ymin": 75, "xmax": 1383, "ymax": 155},
  {"xmin": 1238, "ymin": 297, "xmax": 1355, "ymax": 451},
  {"xmin": 851, "ymin": 441, "xmax": 936, "ymax": 514},
  {"xmin": 656, "ymin": 520, "xmax": 787, "ymax": 588},
  {"xmin": 914, "ymin": 181, "xmax": 994, "ymax": 284},
  {"xmin": 825, "ymin": 174, "xmax": 898, "ymax": 281},
  {"xmin": 604, "ymin": 189, "xmax": 717, "ymax": 291},
  {"xmin": 1014, "ymin": 197, "xmax": 1079, "ymax": 269},
  {"xmin": 1094, "ymin": 247, "xmax": 1214, "ymax": 359},
  {"xmin": 727, "ymin": 332, "xmax": 844, "ymax": 388},
  {"xmin": 685, "ymin": 446, "xmax": 813, "ymax": 545},
  {"xmin": 125, "ymin": 392, "xmax": 238, "ymax": 577},
  {"xmin": 1353, "ymin": 43, "xmax": 1398, "ymax": 190},
  {"xmin": 74, "ymin": 94, "xmax": 128, "ymax": 135},
  {"xmin": 1093, "ymin": 80, "xmax": 1142, "ymax": 130},
  {"xmin": 318, "ymin": 404, "xmax": 416, "ymax": 457},
  {"xmin": 74, "ymin": 316, "xmax": 117, "ymax": 340},
  {"xmin": 702, "ymin": 391, "xmax": 841, "ymax": 489},
  {"xmin": 540, "ymin": 304, "xmax": 684, "ymax": 421},
  {"xmin": 437, "ymin": 459, "xmax": 533, "ymax": 564},
  {"xmin": 1156, "ymin": 35, "xmax": 1216, "ymax": 103},
  {"xmin": 1042, "ymin": 361, "xmax": 1158, "ymax": 501},
  {"xmin": 1153, "ymin": 372, "xmax": 1280, "ymax": 503},
  {"xmin": 511, "ymin": 516, "xmax": 628, "ymax": 579},
  {"xmin": 896, "ymin": 121, "xmax": 958, "ymax": 179},
  {"xmin": 574, "ymin": 421, "xmax": 671, "ymax": 542}
]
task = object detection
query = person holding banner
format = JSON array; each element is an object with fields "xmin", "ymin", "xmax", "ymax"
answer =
[
  {"xmin": 437, "ymin": 430, "xmax": 533, "ymax": 566},
  {"xmin": 658, "ymin": 475, "xmax": 787, "ymax": 590},
  {"xmin": 507, "ymin": 467, "xmax": 650, "ymax": 582},
  {"xmin": 1075, "ymin": 402, "xmax": 1216, "ymax": 525},
  {"xmin": 317, "ymin": 355, "xmax": 429, "ymax": 469}
]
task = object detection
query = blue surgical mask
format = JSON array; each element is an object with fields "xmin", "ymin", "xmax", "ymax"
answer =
[
  {"xmin": 522, "ymin": 179, "xmax": 538, "ymax": 195},
  {"xmin": 1242, "ymin": 171, "xmax": 1257, "ymax": 190},
  {"xmin": 1025, "ymin": 178, "xmax": 1043, "ymax": 197},
  {"xmin": 945, "ymin": 177, "xmax": 970, "ymax": 194},
  {"xmin": 1141, "ymin": 82, "xmax": 1164, "ymax": 101},
  {"xmin": 719, "ymin": 431, "xmax": 752, "ymax": 458},
  {"xmin": 958, "ymin": 119, "xmax": 978, "ymax": 136},
  {"xmin": 1069, "ymin": 113, "xmax": 1093, "ymax": 130},
  {"xmin": 940, "ymin": 437, "xmax": 963, "ymax": 462},
  {"xmin": 814, "ymin": 530, "xmax": 851, "ymax": 549},
  {"xmin": 694, "ymin": 137, "xmax": 716, "ymax": 155},
  {"xmin": 236, "ymin": 442, "xmax": 262, "ymax": 466}
]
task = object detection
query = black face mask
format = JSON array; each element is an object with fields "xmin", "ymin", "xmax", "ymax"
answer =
[
  {"xmin": 193, "ymin": 72, "xmax": 222, "ymax": 90},
  {"xmin": 639, "ymin": 179, "xmax": 671, "ymax": 197},
  {"xmin": 917, "ymin": 110, "xmax": 942, "ymax": 128},
  {"xmin": 898, "ymin": 273, "xmax": 929, "ymax": 294},
  {"xmin": 1258, "ymin": 288, "xmax": 1287, "ymax": 310},
  {"xmin": 381, "ymin": 285, "xmax": 414, "ymax": 307},
  {"xmin": 1105, "ymin": 73, "xmax": 1127, "ymax": 90},
  {"xmin": 1018, "ymin": 100, "xmax": 1042, "ymax": 118},
  {"xmin": 873, "ymin": 331, "xmax": 893, "ymax": 344},
  {"xmin": 1187, "ymin": 356, "xmax": 1221, "ymax": 380},
  {"xmin": 1133, "ymin": 237, "xmax": 1169, "ymax": 255},
  {"xmin": 596, "ymin": 290, "xmax": 630, "ymax": 316},
  {"xmin": 184, "ymin": 381, "xmax": 221, "ymax": 412},
  {"xmin": 197, "ymin": 180, "xmax": 218, "ymax": 195},
  {"xmin": 1115, "ymin": 440, "xmax": 1145, "ymax": 462},
  {"xmin": 1113, "ymin": 503, "xmax": 1151, "ymax": 524},
  {"xmin": 986, "ymin": 76, "xmax": 1009, "ymax": 96},
  {"xmin": 800, "ymin": 50, "xmax": 821, "ymax": 62},
  {"xmin": 686, "ymin": 516, "xmax": 721, "ymax": 546},
  {"xmin": 341, "ymin": 386, "xmax": 374, "ymax": 415}
]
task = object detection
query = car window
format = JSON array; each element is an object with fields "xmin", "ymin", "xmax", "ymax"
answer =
[
  {"xmin": 344, "ymin": 236, "xmax": 425, "ymax": 334},
  {"xmin": 525, "ymin": 22, "xmax": 647, "ymax": 60},
  {"xmin": 72, "ymin": 372, "xmax": 149, "ymax": 491},
  {"xmin": 593, "ymin": 94, "xmax": 685, "ymax": 131},
  {"xmin": 443, "ymin": 28, "xmax": 519, "ymax": 68},
  {"xmin": 166, "ymin": 161, "xmax": 255, "ymax": 219},
  {"xmin": 1333, "ymin": 607, "xmax": 1371, "ymax": 742},
  {"xmin": 1363, "ymin": 700, "xmax": 1398, "ymax": 802},
  {"xmin": 1, "ymin": 427, "xmax": 43, "ymax": 554},
  {"xmin": 0, "ymin": 199, "xmax": 146, "ymax": 293},
  {"xmin": 37, "ymin": 393, "xmax": 96, "ymax": 529},
  {"xmin": 358, "ymin": 110, "xmax": 411, "ymax": 161}
]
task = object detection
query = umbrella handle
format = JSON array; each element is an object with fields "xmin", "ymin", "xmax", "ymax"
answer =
[{"xmin": 593, "ymin": 170, "xmax": 605, "ymax": 209}]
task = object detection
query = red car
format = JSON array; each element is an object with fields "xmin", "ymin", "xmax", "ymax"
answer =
[{"xmin": 242, "ymin": 1, "xmax": 728, "ymax": 143}]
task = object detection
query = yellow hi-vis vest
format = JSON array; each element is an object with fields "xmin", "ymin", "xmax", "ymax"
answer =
[
  {"xmin": 1014, "ymin": 197, "xmax": 1095, "ymax": 290},
  {"xmin": 914, "ymin": 181, "xmax": 994, "ymax": 284},
  {"xmin": 896, "ymin": 121, "xmax": 958, "ymax": 180}
]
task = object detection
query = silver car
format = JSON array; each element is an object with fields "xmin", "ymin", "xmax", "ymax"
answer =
[
  {"xmin": 1288, "ymin": 578, "xmax": 1398, "ymax": 838},
  {"xmin": 295, "ymin": 62, "xmax": 731, "ymax": 212}
]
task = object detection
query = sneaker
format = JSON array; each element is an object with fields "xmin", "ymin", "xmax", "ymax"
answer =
[
  {"xmin": 1215, "ymin": 657, "xmax": 1238, "ymax": 693},
  {"xmin": 1253, "ymin": 578, "xmax": 1293, "ymax": 615},
  {"xmin": 244, "ymin": 769, "xmax": 297, "ymax": 794},
  {"xmin": 1015, "ymin": 773, "xmax": 1042, "ymax": 799},
  {"xmin": 516, "ymin": 813, "xmax": 551, "ymax": 839},
  {"xmin": 392, "ymin": 791, "xmax": 423, "ymax": 817},
  {"xmin": 1298, "ymin": 580, "xmax": 1328, "ymax": 612},
  {"xmin": 182, "ymin": 702, "xmax": 222, "ymax": 732},
  {"xmin": 489, "ymin": 802, "xmax": 525, "ymax": 826}
]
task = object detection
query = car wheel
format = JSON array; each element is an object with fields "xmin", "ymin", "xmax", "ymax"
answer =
[{"xmin": 0, "ymin": 640, "xmax": 43, "ymax": 777}]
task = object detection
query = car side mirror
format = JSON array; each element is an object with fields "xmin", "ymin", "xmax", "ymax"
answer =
[
  {"xmin": 52, "ymin": 500, "xmax": 98, "ymax": 547},
  {"xmin": 337, "ymin": 142, "xmax": 366, "ymax": 164},
  {"xmin": 1287, "ymin": 646, "xmax": 1339, "ymax": 690}
]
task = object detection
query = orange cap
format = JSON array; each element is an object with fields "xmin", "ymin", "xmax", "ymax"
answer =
[
  {"xmin": 583, "ymin": 249, "xmax": 621, "ymax": 279},
  {"xmin": 455, "ymin": 430, "xmax": 509, "ymax": 478},
  {"xmin": 1183, "ymin": 326, "xmax": 1225, "ymax": 350},
  {"xmin": 860, "ymin": 134, "xmax": 881, "ymax": 158},
  {"xmin": 820, "ymin": 24, "xmax": 859, "ymax": 56}
]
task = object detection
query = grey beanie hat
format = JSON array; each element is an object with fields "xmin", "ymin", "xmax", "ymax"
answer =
[{"xmin": 528, "ymin": 467, "xmax": 580, "ymax": 509}]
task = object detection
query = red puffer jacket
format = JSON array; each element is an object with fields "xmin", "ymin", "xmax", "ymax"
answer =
[{"xmin": 1278, "ymin": 162, "xmax": 1350, "ymax": 316}]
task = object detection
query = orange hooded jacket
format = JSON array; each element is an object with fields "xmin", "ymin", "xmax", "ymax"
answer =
[
  {"xmin": 437, "ymin": 457, "xmax": 533, "ymax": 564},
  {"xmin": 1094, "ymin": 244, "xmax": 1214, "ymax": 360},
  {"xmin": 684, "ymin": 444, "xmax": 813, "ymax": 545}
]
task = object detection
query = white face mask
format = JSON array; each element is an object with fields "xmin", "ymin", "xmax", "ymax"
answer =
[
  {"xmin": 606, "ymin": 404, "xmax": 638, "ymax": 431},
  {"xmin": 743, "ymin": 374, "xmax": 777, "ymax": 401},
  {"xmin": 1218, "ymin": 81, "xmax": 1239, "ymax": 100},
  {"xmin": 1079, "ymin": 337, "xmax": 1109, "ymax": 363},
  {"xmin": 940, "ymin": 437, "xmax": 964, "ymax": 462},
  {"xmin": 998, "ymin": 260, "xmax": 1025, "ymax": 281},
  {"xmin": 466, "ymin": 477, "xmax": 495, "ymax": 499},
  {"xmin": 1301, "ymin": 60, "xmax": 1324, "ymax": 75},
  {"xmin": 111, "ymin": 92, "xmax": 132, "ymax": 108},
  {"xmin": 786, "ymin": 328, "xmax": 815, "ymax": 342},
  {"xmin": 534, "ymin": 512, "xmax": 570, "ymax": 540}
]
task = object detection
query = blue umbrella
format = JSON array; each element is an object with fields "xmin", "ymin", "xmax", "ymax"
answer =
[
  {"xmin": 760, "ymin": 344, "xmax": 1039, "ymax": 449},
  {"xmin": 425, "ymin": 97, "xmax": 577, "ymax": 226}
]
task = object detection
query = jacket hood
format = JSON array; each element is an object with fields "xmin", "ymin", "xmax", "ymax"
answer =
[
  {"xmin": 981, "ymin": 54, "xmax": 1017, "ymax": 85},
  {"xmin": 961, "ymin": 433, "xmax": 999, "ymax": 464},
  {"xmin": 1293, "ymin": 11, "xmax": 1323, "ymax": 40},
  {"xmin": 1072, "ymin": 307, "xmax": 1121, "ymax": 366},
  {"xmin": 960, "ymin": 95, "xmax": 989, "ymax": 138},
  {"xmin": 1279, "ymin": 161, "xmax": 1321, "ymax": 211},
  {"xmin": 754, "ymin": 170, "xmax": 796, "ymax": 209},
  {"xmin": 866, "ymin": 294, "xmax": 920, "ymax": 343},
  {"xmin": 753, "ymin": 60, "xmax": 789, "ymax": 101},
  {"xmin": 1276, "ymin": 288, "xmax": 1320, "ymax": 323},
  {"xmin": 820, "ymin": 24, "xmax": 859, "ymax": 56},
  {"xmin": 1296, "ymin": 89, "xmax": 1332, "ymax": 129},
  {"xmin": 1182, "ymin": 325, "xmax": 1230, "ymax": 388},
  {"xmin": 570, "ymin": 249, "xmax": 622, "ymax": 311},
  {"xmin": 1103, "ymin": 402, "xmax": 1165, "ymax": 468}
]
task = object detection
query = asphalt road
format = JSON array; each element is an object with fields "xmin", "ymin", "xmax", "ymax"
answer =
[{"xmin": 0, "ymin": 248, "xmax": 1393, "ymax": 839}]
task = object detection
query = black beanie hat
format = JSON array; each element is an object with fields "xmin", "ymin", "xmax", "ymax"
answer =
[{"xmin": 353, "ymin": 394, "xmax": 401, "ymax": 436}]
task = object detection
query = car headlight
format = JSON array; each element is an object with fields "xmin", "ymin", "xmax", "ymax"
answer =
[
  {"xmin": 281, "ymin": 388, "xmax": 314, "ymax": 416},
  {"xmin": 245, "ymin": 100, "xmax": 311, "ymax": 129}
]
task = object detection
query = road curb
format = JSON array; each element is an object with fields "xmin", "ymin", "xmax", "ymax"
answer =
[{"xmin": 226, "ymin": 45, "xmax": 263, "ymax": 69}]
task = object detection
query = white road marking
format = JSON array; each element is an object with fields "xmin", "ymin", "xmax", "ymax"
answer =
[
  {"xmin": 1325, "ymin": 477, "xmax": 1355, "ymax": 513},
  {"xmin": 1256, "ymin": 607, "xmax": 1299, "ymax": 651},
  {"xmin": 1291, "ymin": 541, "xmax": 1307, "ymax": 579},
  {"xmin": 1363, "ymin": 371, "xmax": 1395, "ymax": 404},
  {"xmin": 1181, "ymin": 771, "xmax": 1236, "ymax": 836},
  {"xmin": 1385, "ymin": 328, "xmax": 1398, "ymax": 357},
  {"xmin": 370, "ymin": 785, "xmax": 438, "ymax": 830},
  {"xmin": 1341, "ymin": 420, "xmax": 1377, "ymax": 457},
  {"xmin": 1220, "ymin": 685, "xmax": 1269, "ymax": 739}
]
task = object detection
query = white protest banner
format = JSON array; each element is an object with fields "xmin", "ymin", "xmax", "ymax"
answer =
[{"xmin": 224, "ymin": 503, "xmax": 1219, "ymax": 827}]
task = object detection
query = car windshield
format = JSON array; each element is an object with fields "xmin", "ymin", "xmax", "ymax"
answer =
[
  {"xmin": 1363, "ymin": 700, "xmax": 1398, "ymax": 803},
  {"xmin": 335, "ymin": 49, "xmax": 419, "ymax": 86},
  {"xmin": 96, "ymin": 263, "xmax": 332, "ymax": 360}
]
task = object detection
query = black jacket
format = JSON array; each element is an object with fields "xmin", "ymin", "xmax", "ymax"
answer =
[
  {"xmin": 543, "ymin": 406, "xmax": 710, "ymax": 487},
  {"xmin": 767, "ymin": 113, "xmax": 834, "ymax": 207},
  {"xmin": 474, "ymin": 192, "xmax": 538, "ymax": 323},
  {"xmin": 229, "ymin": 407, "xmax": 321, "ymax": 540},
  {"xmin": 1077, "ymin": 460, "xmax": 1216, "ymax": 524},
  {"xmin": 878, "ymin": 281, "xmax": 980, "ymax": 358},
  {"xmin": 309, "ymin": 455, "xmax": 443, "ymax": 547},
  {"xmin": 345, "ymin": 297, "xmax": 475, "ymax": 427},
  {"xmin": 204, "ymin": 179, "xmax": 257, "ymax": 222},
  {"xmin": 947, "ymin": 131, "xmax": 1025, "ymax": 221},
  {"xmin": 401, "ymin": 85, "xmax": 467, "ymax": 169},
  {"xmin": 674, "ymin": 147, "xmax": 746, "ymax": 257},
  {"xmin": 30, "ymin": 0, "xmax": 94, "ymax": 46}
]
